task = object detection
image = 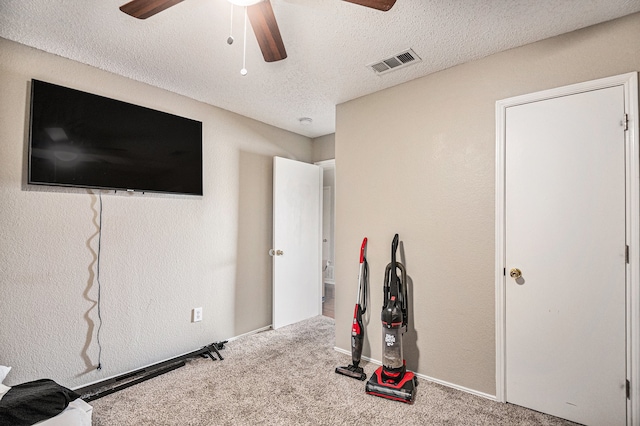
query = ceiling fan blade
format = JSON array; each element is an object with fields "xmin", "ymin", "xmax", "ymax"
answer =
[
  {"xmin": 247, "ymin": 1, "xmax": 287, "ymax": 63},
  {"xmin": 343, "ymin": 0, "xmax": 396, "ymax": 11},
  {"xmin": 119, "ymin": 0, "xmax": 184, "ymax": 19}
]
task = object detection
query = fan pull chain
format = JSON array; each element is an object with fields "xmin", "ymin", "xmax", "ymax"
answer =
[
  {"xmin": 241, "ymin": 7, "xmax": 248, "ymax": 76},
  {"xmin": 227, "ymin": 3, "xmax": 234, "ymax": 45}
]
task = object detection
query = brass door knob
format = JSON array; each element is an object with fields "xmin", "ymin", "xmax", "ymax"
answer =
[{"xmin": 509, "ymin": 268, "xmax": 522, "ymax": 279}]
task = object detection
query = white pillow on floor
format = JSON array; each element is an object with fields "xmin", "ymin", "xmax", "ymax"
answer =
[
  {"xmin": 0, "ymin": 366, "xmax": 11, "ymax": 402},
  {"xmin": 0, "ymin": 365, "xmax": 10, "ymax": 383}
]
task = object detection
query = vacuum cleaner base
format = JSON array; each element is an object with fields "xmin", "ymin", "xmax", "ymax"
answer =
[
  {"xmin": 365, "ymin": 366, "xmax": 417, "ymax": 404},
  {"xmin": 335, "ymin": 364, "xmax": 367, "ymax": 381}
]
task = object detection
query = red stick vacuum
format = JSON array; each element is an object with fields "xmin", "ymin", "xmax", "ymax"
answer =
[
  {"xmin": 365, "ymin": 234, "xmax": 417, "ymax": 403},
  {"xmin": 335, "ymin": 237, "xmax": 368, "ymax": 380}
]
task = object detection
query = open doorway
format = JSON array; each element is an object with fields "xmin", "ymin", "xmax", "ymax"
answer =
[{"xmin": 316, "ymin": 159, "xmax": 335, "ymax": 318}]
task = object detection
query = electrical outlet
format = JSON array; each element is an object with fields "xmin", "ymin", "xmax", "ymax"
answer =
[{"xmin": 192, "ymin": 307, "xmax": 203, "ymax": 323}]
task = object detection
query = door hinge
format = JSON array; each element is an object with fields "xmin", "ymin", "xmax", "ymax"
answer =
[
  {"xmin": 627, "ymin": 379, "xmax": 631, "ymax": 399},
  {"xmin": 626, "ymin": 245, "xmax": 630, "ymax": 264},
  {"xmin": 622, "ymin": 114, "xmax": 629, "ymax": 131}
]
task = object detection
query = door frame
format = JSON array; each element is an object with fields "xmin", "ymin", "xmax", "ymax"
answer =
[
  {"xmin": 494, "ymin": 72, "xmax": 639, "ymax": 423},
  {"xmin": 316, "ymin": 159, "xmax": 336, "ymax": 286}
]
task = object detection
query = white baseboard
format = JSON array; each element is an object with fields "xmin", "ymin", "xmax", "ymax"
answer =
[
  {"xmin": 228, "ymin": 325, "xmax": 272, "ymax": 342},
  {"xmin": 334, "ymin": 347, "xmax": 497, "ymax": 401},
  {"xmin": 334, "ymin": 346, "xmax": 351, "ymax": 357}
]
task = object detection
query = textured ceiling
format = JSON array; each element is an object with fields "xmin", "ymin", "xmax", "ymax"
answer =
[{"xmin": 1, "ymin": 0, "xmax": 639, "ymax": 138}]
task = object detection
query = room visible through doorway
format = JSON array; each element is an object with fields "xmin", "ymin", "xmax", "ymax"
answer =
[{"xmin": 317, "ymin": 159, "xmax": 335, "ymax": 319}]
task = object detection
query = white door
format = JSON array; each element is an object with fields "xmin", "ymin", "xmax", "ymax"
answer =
[
  {"xmin": 504, "ymin": 86, "xmax": 627, "ymax": 425},
  {"xmin": 272, "ymin": 156, "xmax": 322, "ymax": 329}
]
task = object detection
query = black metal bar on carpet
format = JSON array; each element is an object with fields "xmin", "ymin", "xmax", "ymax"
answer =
[{"xmin": 77, "ymin": 341, "xmax": 227, "ymax": 402}]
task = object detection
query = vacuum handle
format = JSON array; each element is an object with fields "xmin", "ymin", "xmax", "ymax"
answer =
[
  {"xmin": 391, "ymin": 233, "xmax": 399, "ymax": 268},
  {"xmin": 356, "ymin": 238, "xmax": 368, "ymax": 306},
  {"xmin": 359, "ymin": 237, "xmax": 368, "ymax": 264}
]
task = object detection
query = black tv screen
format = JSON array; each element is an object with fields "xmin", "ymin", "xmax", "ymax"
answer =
[{"xmin": 28, "ymin": 79, "xmax": 203, "ymax": 195}]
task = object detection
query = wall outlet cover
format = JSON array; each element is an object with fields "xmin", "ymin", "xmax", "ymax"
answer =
[{"xmin": 192, "ymin": 307, "xmax": 203, "ymax": 322}]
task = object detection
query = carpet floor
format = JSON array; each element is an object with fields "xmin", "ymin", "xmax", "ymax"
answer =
[{"xmin": 89, "ymin": 316, "xmax": 576, "ymax": 425}]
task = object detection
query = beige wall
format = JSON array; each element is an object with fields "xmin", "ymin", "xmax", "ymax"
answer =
[
  {"xmin": 312, "ymin": 133, "xmax": 335, "ymax": 162},
  {"xmin": 335, "ymin": 12, "xmax": 640, "ymax": 396},
  {"xmin": 0, "ymin": 38, "xmax": 312, "ymax": 388}
]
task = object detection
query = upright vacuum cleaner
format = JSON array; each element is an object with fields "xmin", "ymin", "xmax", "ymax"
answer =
[
  {"xmin": 365, "ymin": 234, "xmax": 417, "ymax": 403},
  {"xmin": 335, "ymin": 237, "xmax": 369, "ymax": 381}
]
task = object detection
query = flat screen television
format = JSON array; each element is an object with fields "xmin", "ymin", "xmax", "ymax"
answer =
[{"xmin": 28, "ymin": 79, "xmax": 203, "ymax": 195}]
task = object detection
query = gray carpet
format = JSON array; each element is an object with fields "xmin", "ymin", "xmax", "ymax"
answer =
[{"xmin": 90, "ymin": 316, "xmax": 575, "ymax": 425}]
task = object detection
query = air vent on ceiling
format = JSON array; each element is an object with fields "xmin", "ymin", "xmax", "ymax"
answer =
[{"xmin": 368, "ymin": 49, "xmax": 421, "ymax": 75}]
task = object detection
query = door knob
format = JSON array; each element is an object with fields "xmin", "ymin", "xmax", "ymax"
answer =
[
  {"xmin": 269, "ymin": 249, "xmax": 284, "ymax": 256},
  {"xmin": 509, "ymin": 268, "xmax": 522, "ymax": 279}
]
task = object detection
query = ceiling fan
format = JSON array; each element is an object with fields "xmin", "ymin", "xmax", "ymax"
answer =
[{"xmin": 119, "ymin": 0, "xmax": 396, "ymax": 63}]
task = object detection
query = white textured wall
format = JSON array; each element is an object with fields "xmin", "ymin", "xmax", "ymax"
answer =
[
  {"xmin": 334, "ymin": 12, "xmax": 640, "ymax": 396},
  {"xmin": 0, "ymin": 38, "xmax": 312, "ymax": 388}
]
